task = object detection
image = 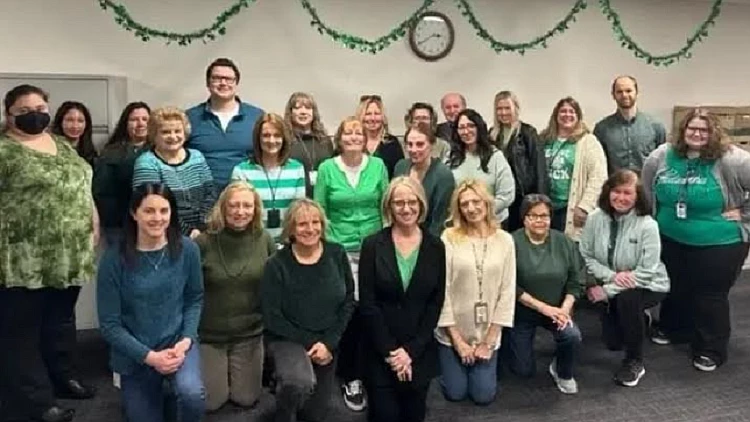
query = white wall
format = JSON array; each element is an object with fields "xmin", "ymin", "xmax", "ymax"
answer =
[{"xmin": 2, "ymin": 0, "xmax": 750, "ymax": 136}]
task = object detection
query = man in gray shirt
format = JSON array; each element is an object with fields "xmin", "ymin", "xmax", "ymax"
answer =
[{"xmin": 594, "ymin": 75, "xmax": 666, "ymax": 174}]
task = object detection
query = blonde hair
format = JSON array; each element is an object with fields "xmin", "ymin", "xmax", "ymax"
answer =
[
  {"xmin": 206, "ymin": 181, "xmax": 264, "ymax": 234},
  {"xmin": 490, "ymin": 91, "xmax": 521, "ymax": 140},
  {"xmin": 148, "ymin": 106, "xmax": 191, "ymax": 143},
  {"xmin": 444, "ymin": 179, "xmax": 498, "ymax": 244},
  {"xmin": 333, "ymin": 116, "xmax": 365, "ymax": 153},
  {"xmin": 280, "ymin": 198, "xmax": 327, "ymax": 244},
  {"xmin": 381, "ymin": 176, "xmax": 428, "ymax": 227},
  {"xmin": 355, "ymin": 96, "xmax": 390, "ymax": 139},
  {"xmin": 284, "ymin": 92, "xmax": 328, "ymax": 140}
]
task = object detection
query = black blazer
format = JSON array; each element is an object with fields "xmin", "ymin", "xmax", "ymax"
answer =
[{"xmin": 358, "ymin": 227, "xmax": 446, "ymax": 387}]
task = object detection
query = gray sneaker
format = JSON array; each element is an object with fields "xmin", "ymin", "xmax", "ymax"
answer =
[{"xmin": 549, "ymin": 358, "xmax": 578, "ymax": 394}]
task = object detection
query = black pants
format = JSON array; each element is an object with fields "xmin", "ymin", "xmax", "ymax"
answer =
[
  {"xmin": 602, "ymin": 288, "xmax": 666, "ymax": 361},
  {"xmin": 336, "ymin": 306, "xmax": 365, "ymax": 383},
  {"xmin": 503, "ymin": 197, "xmax": 523, "ymax": 233},
  {"xmin": 267, "ymin": 340, "xmax": 336, "ymax": 422},
  {"xmin": 367, "ymin": 381, "xmax": 429, "ymax": 422},
  {"xmin": 551, "ymin": 207, "xmax": 567, "ymax": 232},
  {"xmin": 659, "ymin": 236, "xmax": 749, "ymax": 365},
  {"xmin": 0, "ymin": 286, "xmax": 81, "ymax": 419}
]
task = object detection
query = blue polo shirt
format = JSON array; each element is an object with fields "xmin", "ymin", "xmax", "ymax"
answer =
[{"xmin": 186, "ymin": 100, "xmax": 263, "ymax": 192}]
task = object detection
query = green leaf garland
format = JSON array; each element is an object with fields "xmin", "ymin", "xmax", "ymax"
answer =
[
  {"xmin": 95, "ymin": 0, "xmax": 724, "ymax": 67},
  {"xmin": 97, "ymin": 0, "xmax": 256, "ymax": 45},
  {"xmin": 455, "ymin": 0, "xmax": 587, "ymax": 55},
  {"xmin": 599, "ymin": 0, "xmax": 723, "ymax": 66},
  {"xmin": 298, "ymin": 0, "xmax": 436, "ymax": 53}
]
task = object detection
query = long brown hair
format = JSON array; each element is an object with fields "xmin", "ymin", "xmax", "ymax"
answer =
[
  {"xmin": 672, "ymin": 108, "xmax": 729, "ymax": 160},
  {"xmin": 284, "ymin": 92, "xmax": 328, "ymax": 141},
  {"xmin": 251, "ymin": 113, "xmax": 294, "ymax": 166},
  {"xmin": 539, "ymin": 96, "xmax": 589, "ymax": 143}
]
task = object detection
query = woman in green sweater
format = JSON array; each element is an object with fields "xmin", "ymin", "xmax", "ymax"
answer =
[
  {"xmin": 195, "ymin": 181, "xmax": 276, "ymax": 411},
  {"xmin": 507, "ymin": 194, "xmax": 582, "ymax": 394},
  {"xmin": 314, "ymin": 116, "xmax": 389, "ymax": 411},
  {"xmin": 261, "ymin": 199, "xmax": 355, "ymax": 422}
]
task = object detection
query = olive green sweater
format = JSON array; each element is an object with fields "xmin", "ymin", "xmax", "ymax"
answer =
[{"xmin": 195, "ymin": 228, "xmax": 276, "ymax": 344}]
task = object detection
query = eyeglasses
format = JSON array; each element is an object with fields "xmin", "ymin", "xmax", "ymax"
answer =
[
  {"xmin": 360, "ymin": 94, "xmax": 382, "ymax": 102},
  {"xmin": 525, "ymin": 213, "xmax": 551, "ymax": 221},
  {"xmin": 686, "ymin": 126, "xmax": 710, "ymax": 135},
  {"xmin": 391, "ymin": 199, "xmax": 419, "ymax": 209},
  {"xmin": 210, "ymin": 75, "xmax": 237, "ymax": 84}
]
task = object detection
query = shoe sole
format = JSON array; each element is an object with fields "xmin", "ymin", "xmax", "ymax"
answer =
[
  {"xmin": 616, "ymin": 367, "xmax": 645, "ymax": 387},
  {"xmin": 693, "ymin": 362, "xmax": 717, "ymax": 372},
  {"xmin": 650, "ymin": 337, "xmax": 670, "ymax": 345}
]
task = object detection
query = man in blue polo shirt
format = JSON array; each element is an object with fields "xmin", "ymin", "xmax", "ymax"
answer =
[
  {"xmin": 186, "ymin": 58, "xmax": 263, "ymax": 192},
  {"xmin": 594, "ymin": 75, "xmax": 666, "ymax": 175}
]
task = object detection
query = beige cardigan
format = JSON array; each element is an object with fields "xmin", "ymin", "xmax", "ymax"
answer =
[
  {"xmin": 561, "ymin": 133, "xmax": 608, "ymax": 240},
  {"xmin": 435, "ymin": 229, "xmax": 517, "ymax": 349}
]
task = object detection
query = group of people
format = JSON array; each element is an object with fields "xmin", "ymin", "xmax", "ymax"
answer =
[{"xmin": 1, "ymin": 56, "xmax": 749, "ymax": 422}]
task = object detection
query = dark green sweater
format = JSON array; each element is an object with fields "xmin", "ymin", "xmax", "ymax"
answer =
[
  {"xmin": 394, "ymin": 158, "xmax": 456, "ymax": 237},
  {"xmin": 512, "ymin": 229, "xmax": 581, "ymax": 321},
  {"xmin": 196, "ymin": 228, "xmax": 275, "ymax": 344},
  {"xmin": 261, "ymin": 241, "xmax": 355, "ymax": 351}
]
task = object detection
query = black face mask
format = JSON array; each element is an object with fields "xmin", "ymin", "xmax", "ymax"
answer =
[{"xmin": 13, "ymin": 111, "xmax": 51, "ymax": 135}]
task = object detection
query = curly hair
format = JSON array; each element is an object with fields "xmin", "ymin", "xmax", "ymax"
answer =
[{"xmin": 672, "ymin": 108, "xmax": 729, "ymax": 160}]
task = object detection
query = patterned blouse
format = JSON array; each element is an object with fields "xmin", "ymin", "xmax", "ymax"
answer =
[{"xmin": 0, "ymin": 134, "xmax": 95, "ymax": 289}]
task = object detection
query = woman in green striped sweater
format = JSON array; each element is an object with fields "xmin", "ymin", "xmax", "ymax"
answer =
[{"xmin": 231, "ymin": 113, "xmax": 307, "ymax": 243}]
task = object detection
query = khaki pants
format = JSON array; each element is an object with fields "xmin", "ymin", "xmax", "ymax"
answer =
[{"xmin": 200, "ymin": 335, "xmax": 263, "ymax": 412}]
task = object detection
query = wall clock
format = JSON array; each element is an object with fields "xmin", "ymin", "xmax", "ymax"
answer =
[{"xmin": 408, "ymin": 11, "xmax": 455, "ymax": 62}]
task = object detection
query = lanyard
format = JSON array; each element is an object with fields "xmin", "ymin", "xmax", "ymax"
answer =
[
  {"xmin": 546, "ymin": 139, "xmax": 568, "ymax": 171},
  {"xmin": 297, "ymin": 135, "xmax": 317, "ymax": 169},
  {"xmin": 677, "ymin": 161, "xmax": 698, "ymax": 202},
  {"xmin": 472, "ymin": 238, "xmax": 489, "ymax": 301},
  {"xmin": 262, "ymin": 165, "xmax": 284, "ymax": 209}
]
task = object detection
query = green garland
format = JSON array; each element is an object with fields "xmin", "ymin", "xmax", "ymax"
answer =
[
  {"xmin": 298, "ymin": 0, "xmax": 435, "ymax": 54},
  {"xmin": 97, "ymin": 0, "xmax": 255, "ymax": 45},
  {"xmin": 599, "ymin": 0, "xmax": 723, "ymax": 66},
  {"xmin": 455, "ymin": 0, "xmax": 587, "ymax": 55},
  {"xmin": 96, "ymin": 0, "xmax": 723, "ymax": 67}
]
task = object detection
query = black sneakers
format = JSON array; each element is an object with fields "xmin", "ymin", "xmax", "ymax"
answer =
[
  {"xmin": 341, "ymin": 380, "xmax": 367, "ymax": 412},
  {"xmin": 693, "ymin": 355, "xmax": 717, "ymax": 372},
  {"xmin": 614, "ymin": 359, "xmax": 646, "ymax": 387}
]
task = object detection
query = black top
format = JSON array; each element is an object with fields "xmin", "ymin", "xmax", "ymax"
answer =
[
  {"xmin": 373, "ymin": 134, "xmax": 404, "ymax": 180},
  {"xmin": 359, "ymin": 227, "xmax": 446, "ymax": 387},
  {"xmin": 92, "ymin": 142, "xmax": 146, "ymax": 230}
]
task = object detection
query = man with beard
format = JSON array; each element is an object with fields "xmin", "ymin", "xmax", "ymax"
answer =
[{"xmin": 594, "ymin": 76, "xmax": 666, "ymax": 175}]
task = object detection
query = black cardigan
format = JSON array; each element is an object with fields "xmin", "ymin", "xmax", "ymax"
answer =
[{"xmin": 358, "ymin": 227, "xmax": 446, "ymax": 387}]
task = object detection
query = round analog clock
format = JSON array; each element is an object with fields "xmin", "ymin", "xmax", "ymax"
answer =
[{"xmin": 408, "ymin": 11, "xmax": 455, "ymax": 62}]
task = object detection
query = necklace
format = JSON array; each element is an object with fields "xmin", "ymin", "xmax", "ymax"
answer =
[
  {"xmin": 143, "ymin": 249, "xmax": 166, "ymax": 270},
  {"xmin": 216, "ymin": 234, "xmax": 254, "ymax": 279}
]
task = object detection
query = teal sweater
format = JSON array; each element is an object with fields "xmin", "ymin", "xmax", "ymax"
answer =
[
  {"xmin": 579, "ymin": 208, "xmax": 670, "ymax": 297},
  {"xmin": 394, "ymin": 158, "xmax": 456, "ymax": 237},
  {"xmin": 314, "ymin": 156, "xmax": 388, "ymax": 251},
  {"xmin": 261, "ymin": 242, "xmax": 355, "ymax": 351},
  {"xmin": 97, "ymin": 237, "xmax": 204, "ymax": 375}
]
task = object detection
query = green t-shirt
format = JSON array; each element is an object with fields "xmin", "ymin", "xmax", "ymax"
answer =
[
  {"xmin": 654, "ymin": 149, "xmax": 742, "ymax": 246},
  {"xmin": 545, "ymin": 139, "xmax": 577, "ymax": 209},
  {"xmin": 396, "ymin": 246, "xmax": 420, "ymax": 291}
]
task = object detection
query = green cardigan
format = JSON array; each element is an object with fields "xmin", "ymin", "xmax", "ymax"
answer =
[
  {"xmin": 394, "ymin": 158, "xmax": 456, "ymax": 237},
  {"xmin": 314, "ymin": 156, "xmax": 388, "ymax": 251}
]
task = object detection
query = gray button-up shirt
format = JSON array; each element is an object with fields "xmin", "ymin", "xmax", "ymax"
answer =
[{"xmin": 594, "ymin": 111, "xmax": 666, "ymax": 174}]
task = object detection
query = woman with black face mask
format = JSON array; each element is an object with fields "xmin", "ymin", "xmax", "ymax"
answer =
[{"xmin": 0, "ymin": 84, "xmax": 98, "ymax": 422}]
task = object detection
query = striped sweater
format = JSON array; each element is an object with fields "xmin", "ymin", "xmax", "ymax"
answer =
[
  {"xmin": 132, "ymin": 148, "xmax": 216, "ymax": 236},
  {"xmin": 231, "ymin": 158, "xmax": 307, "ymax": 242}
]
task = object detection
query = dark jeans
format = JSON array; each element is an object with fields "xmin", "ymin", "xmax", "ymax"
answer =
[
  {"xmin": 120, "ymin": 345, "xmax": 204, "ymax": 422},
  {"xmin": 551, "ymin": 207, "xmax": 567, "ymax": 232},
  {"xmin": 659, "ymin": 236, "xmax": 749, "ymax": 365},
  {"xmin": 367, "ymin": 380, "xmax": 430, "ymax": 422},
  {"xmin": 268, "ymin": 340, "xmax": 336, "ymax": 422},
  {"xmin": 0, "ymin": 286, "xmax": 81, "ymax": 419},
  {"xmin": 438, "ymin": 344, "xmax": 498, "ymax": 405},
  {"xmin": 336, "ymin": 306, "xmax": 365, "ymax": 383},
  {"xmin": 506, "ymin": 314, "xmax": 582, "ymax": 380},
  {"xmin": 602, "ymin": 288, "xmax": 666, "ymax": 361}
]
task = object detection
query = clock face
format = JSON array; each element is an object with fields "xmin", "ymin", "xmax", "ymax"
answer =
[{"xmin": 409, "ymin": 12, "xmax": 454, "ymax": 61}]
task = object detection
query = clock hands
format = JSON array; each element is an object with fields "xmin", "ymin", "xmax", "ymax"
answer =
[{"xmin": 417, "ymin": 32, "xmax": 442, "ymax": 46}]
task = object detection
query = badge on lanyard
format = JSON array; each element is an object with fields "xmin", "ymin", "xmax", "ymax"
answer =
[
  {"xmin": 675, "ymin": 201, "xmax": 687, "ymax": 220},
  {"xmin": 267, "ymin": 208, "xmax": 281, "ymax": 228},
  {"xmin": 474, "ymin": 301, "xmax": 489, "ymax": 325}
]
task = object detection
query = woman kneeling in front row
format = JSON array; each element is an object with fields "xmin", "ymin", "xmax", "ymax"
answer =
[
  {"xmin": 436, "ymin": 179, "xmax": 516, "ymax": 405},
  {"xmin": 506, "ymin": 194, "xmax": 582, "ymax": 394},
  {"xmin": 261, "ymin": 198, "xmax": 355, "ymax": 422},
  {"xmin": 579, "ymin": 169, "xmax": 669, "ymax": 387}
]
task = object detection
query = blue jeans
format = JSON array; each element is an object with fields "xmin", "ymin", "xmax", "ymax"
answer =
[
  {"xmin": 438, "ymin": 344, "xmax": 498, "ymax": 405},
  {"xmin": 507, "ymin": 315, "xmax": 581, "ymax": 380},
  {"xmin": 120, "ymin": 345, "xmax": 205, "ymax": 422}
]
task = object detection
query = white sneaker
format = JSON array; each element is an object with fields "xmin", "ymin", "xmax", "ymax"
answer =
[
  {"xmin": 549, "ymin": 358, "xmax": 578, "ymax": 394},
  {"xmin": 341, "ymin": 380, "xmax": 367, "ymax": 411}
]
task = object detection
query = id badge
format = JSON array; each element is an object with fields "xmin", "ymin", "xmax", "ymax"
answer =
[
  {"xmin": 267, "ymin": 208, "xmax": 281, "ymax": 228},
  {"xmin": 675, "ymin": 201, "xmax": 687, "ymax": 220},
  {"xmin": 309, "ymin": 171, "xmax": 318, "ymax": 186},
  {"xmin": 474, "ymin": 301, "xmax": 489, "ymax": 325}
]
